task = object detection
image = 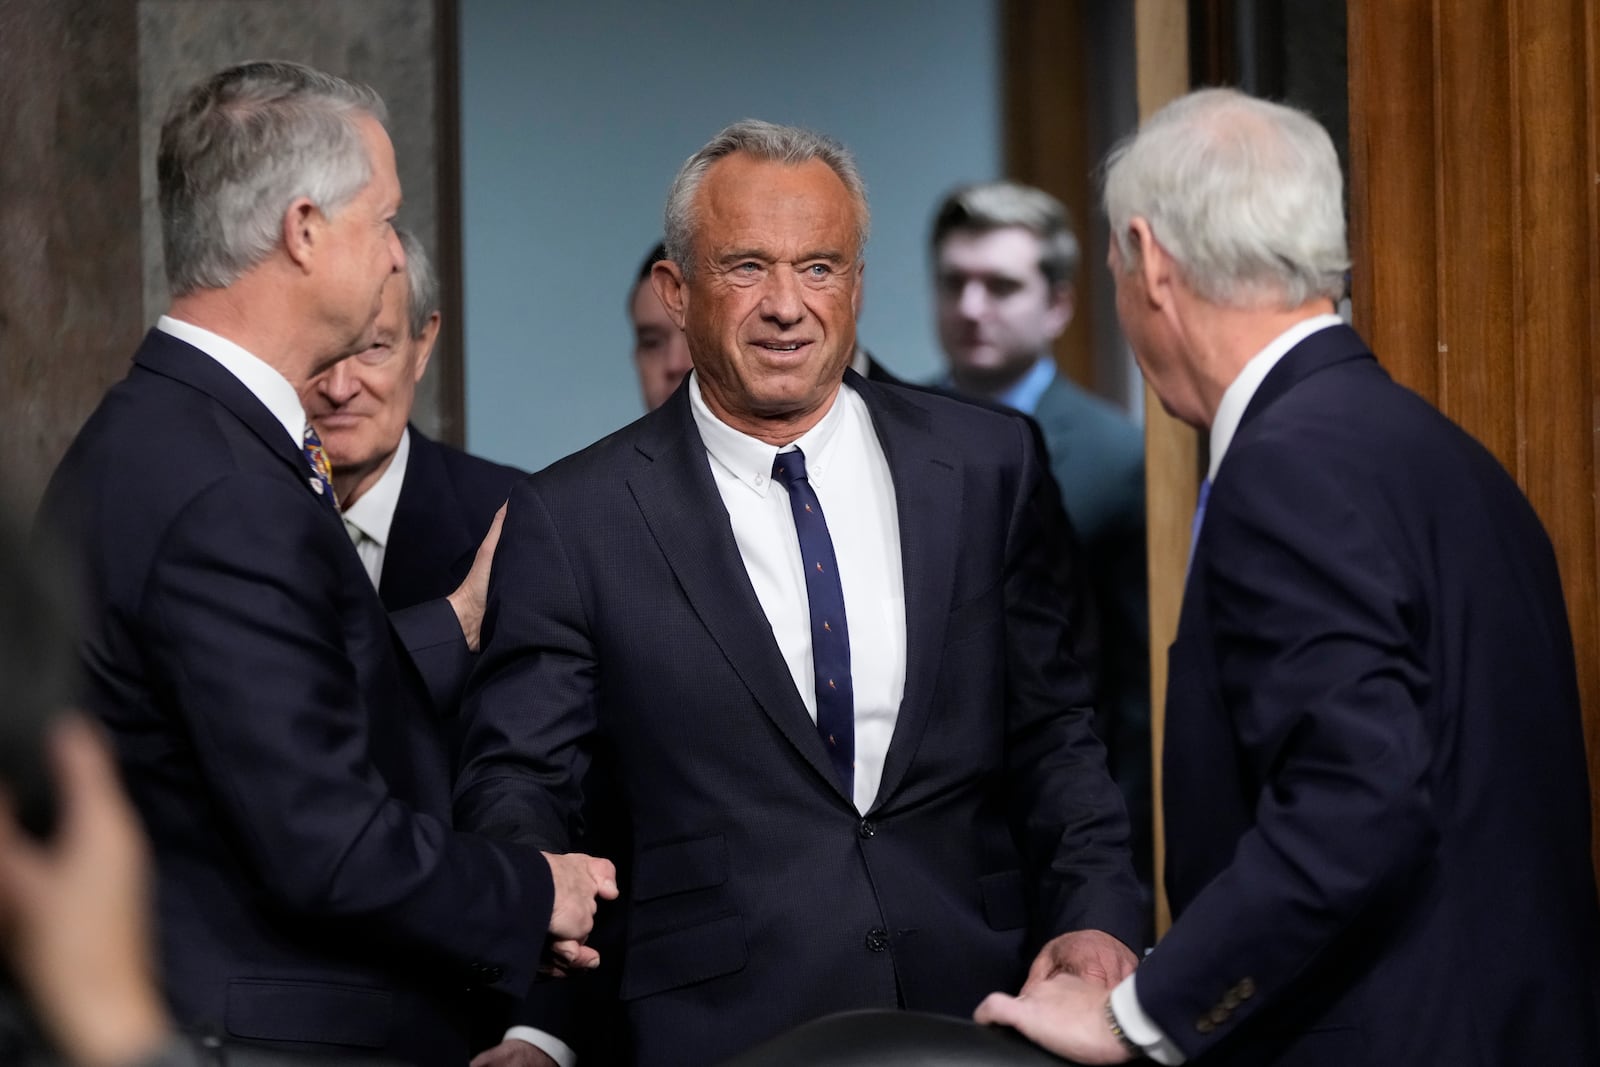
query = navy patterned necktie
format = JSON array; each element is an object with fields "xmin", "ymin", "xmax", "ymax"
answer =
[
  {"xmin": 772, "ymin": 448, "xmax": 854, "ymax": 795},
  {"xmin": 302, "ymin": 424, "xmax": 339, "ymax": 511}
]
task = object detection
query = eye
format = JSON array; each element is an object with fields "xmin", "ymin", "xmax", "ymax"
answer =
[
  {"xmin": 805, "ymin": 262, "xmax": 833, "ymax": 279},
  {"xmin": 356, "ymin": 342, "xmax": 394, "ymax": 366}
]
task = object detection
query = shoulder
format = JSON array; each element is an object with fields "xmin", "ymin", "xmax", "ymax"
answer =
[
  {"xmin": 407, "ymin": 428, "xmax": 527, "ymax": 505},
  {"xmin": 1035, "ymin": 376, "xmax": 1142, "ymax": 454}
]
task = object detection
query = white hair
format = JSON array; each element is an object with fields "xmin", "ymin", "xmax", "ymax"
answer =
[
  {"xmin": 1102, "ymin": 88, "xmax": 1349, "ymax": 309},
  {"xmin": 158, "ymin": 60, "xmax": 386, "ymax": 296},
  {"xmin": 663, "ymin": 119, "xmax": 869, "ymax": 279}
]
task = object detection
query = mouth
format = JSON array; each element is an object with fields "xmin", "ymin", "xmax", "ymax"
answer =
[
  {"xmin": 749, "ymin": 339, "xmax": 815, "ymax": 359},
  {"xmin": 315, "ymin": 413, "xmax": 366, "ymax": 430}
]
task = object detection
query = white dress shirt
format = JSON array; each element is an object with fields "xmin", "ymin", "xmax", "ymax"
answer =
[
  {"xmin": 340, "ymin": 428, "xmax": 411, "ymax": 590},
  {"xmin": 156, "ymin": 315, "xmax": 305, "ymax": 446},
  {"xmin": 690, "ymin": 372, "xmax": 907, "ymax": 813},
  {"xmin": 1110, "ymin": 312, "xmax": 1345, "ymax": 1066}
]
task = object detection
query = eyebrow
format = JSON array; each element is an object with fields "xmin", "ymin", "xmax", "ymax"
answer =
[{"xmin": 717, "ymin": 249, "xmax": 851, "ymax": 267}]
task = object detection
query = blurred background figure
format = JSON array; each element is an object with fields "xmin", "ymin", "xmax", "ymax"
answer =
[
  {"xmin": 627, "ymin": 241, "xmax": 695, "ymax": 411},
  {"xmin": 930, "ymin": 180, "xmax": 1151, "ymax": 922}
]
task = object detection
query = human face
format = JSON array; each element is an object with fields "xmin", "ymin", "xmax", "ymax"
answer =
[
  {"xmin": 302, "ymin": 270, "xmax": 436, "ymax": 506},
  {"xmin": 935, "ymin": 226, "xmax": 1071, "ymax": 391},
  {"xmin": 629, "ymin": 278, "xmax": 693, "ymax": 410},
  {"xmin": 316, "ymin": 114, "xmax": 405, "ymax": 359},
  {"xmin": 656, "ymin": 154, "xmax": 863, "ymax": 444}
]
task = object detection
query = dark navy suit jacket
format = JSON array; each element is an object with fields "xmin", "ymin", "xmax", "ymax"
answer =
[
  {"xmin": 377, "ymin": 427, "xmax": 524, "ymax": 612},
  {"xmin": 1140, "ymin": 325, "xmax": 1600, "ymax": 1064},
  {"xmin": 456, "ymin": 371, "xmax": 1142, "ymax": 1066},
  {"xmin": 37, "ymin": 330, "xmax": 555, "ymax": 1066},
  {"xmin": 1031, "ymin": 374, "xmax": 1151, "ymax": 909}
]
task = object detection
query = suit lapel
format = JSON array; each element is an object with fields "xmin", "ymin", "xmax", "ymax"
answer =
[
  {"xmin": 852, "ymin": 374, "xmax": 963, "ymax": 810},
  {"xmin": 626, "ymin": 391, "xmax": 851, "ymax": 801},
  {"xmin": 133, "ymin": 329, "xmax": 317, "ymax": 496},
  {"xmin": 381, "ymin": 429, "xmax": 477, "ymax": 609}
]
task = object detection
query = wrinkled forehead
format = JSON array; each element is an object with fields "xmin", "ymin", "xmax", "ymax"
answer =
[{"xmin": 695, "ymin": 154, "xmax": 864, "ymax": 257}]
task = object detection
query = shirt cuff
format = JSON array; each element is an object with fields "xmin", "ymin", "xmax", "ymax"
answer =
[
  {"xmin": 1110, "ymin": 973, "xmax": 1186, "ymax": 1065},
  {"xmin": 504, "ymin": 1025, "xmax": 578, "ymax": 1067}
]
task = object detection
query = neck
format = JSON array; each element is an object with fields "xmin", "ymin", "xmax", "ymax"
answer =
[
  {"xmin": 950, "ymin": 355, "xmax": 1044, "ymax": 399},
  {"xmin": 702, "ymin": 383, "xmax": 842, "ymax": 448},
  {"xmin": 332, "ymin": 449, "xmax": 398, "ymax": 510},
  {"xmin": 1187, "ymin": 298, "xmax": 1336, "ymax": 426},
  {"xmin": 167, "ymin": 267, "xmax": 344, "ymax": 392}
]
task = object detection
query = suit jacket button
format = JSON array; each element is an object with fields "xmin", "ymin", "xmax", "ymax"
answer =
[
  {"xmin": 858, "ymin": 819, "xmax": 876, "ymax": 839},
  {"xmin": 1237, "ymin": 977, "xmax": 1256, "ymax": 999},
  {"xmin": 1195, "ymin": 1018, "xmax": 1216, "ymax": 1034},
  {"xmin": 865, "ymin": 928, "xmax": 888, "ymax": 952},
  {"xmin": 1209, "ymin": 1006, "xmax": 1230, "ymax": 1025}
]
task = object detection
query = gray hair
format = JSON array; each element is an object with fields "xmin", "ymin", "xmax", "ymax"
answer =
[
  {"xmin": 394, "ymin": 228, "xmax": 439, "ymax": 339},
  {"xmin": 931, "ymin": 180, "xmax": 1081, "ymax": 287},
  {"xmin": 662, "ymin": 119, "xmax": 870, "ymax": 277},
  {"xmin": 158, "ymin": 60, "xmax": 387, "ymax": 296},
  {"xmin": 1102, "ymin": 88, "xmax": 1349, "ymax": 309}
]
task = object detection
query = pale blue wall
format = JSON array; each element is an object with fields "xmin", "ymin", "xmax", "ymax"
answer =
[{"xmin": 459, "ymin": 0, "xmax": 1001, "ymax": 470}]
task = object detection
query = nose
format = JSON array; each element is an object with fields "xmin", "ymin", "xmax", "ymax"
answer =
[
  {"xmin": 317, "ymin": 359, "xmax": 360, "ymax": 405},
  {"xmin": 388, "ymin": 226, "xmax": 406, "ymax": 274},
  {"xmin": 956, "ymin": 279, "xmax": 988, "ymax": 320},
  {"xmin": 759, "ymin": 267, "xmax": 805, "ymax": 328}
]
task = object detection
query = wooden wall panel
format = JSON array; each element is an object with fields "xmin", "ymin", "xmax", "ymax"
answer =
[
  {"xmin": 1134, "ymin": 0, "xmax": 1195, "ymax": 938},
  {"xmin": 1349, "ymin": 0, "xmax": 1600, "ymax": 883},
  {"xmin": 1003, "ymin": 0, "xmax": 1095, "ymax": 389}
]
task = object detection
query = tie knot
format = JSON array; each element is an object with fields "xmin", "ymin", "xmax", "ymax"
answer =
[{"xmin": 772, "ymin": 447, "xmax": 809, "ymax": 484}]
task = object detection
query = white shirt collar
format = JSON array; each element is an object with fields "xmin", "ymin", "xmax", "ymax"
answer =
[
  {"xmin": 688, "ymin": 370, "xmax": 853, "ymax": 497},
  {"xmin": 156, "ymin": 315, "xmax": 305, "ymax": 447},
  {"xmin": 1208, "ymin": 313, "xmax": 1344, "ymax": 480},
  {"xmin": 341, "ymin": 427, "xmax": 410, "ymax": 549}
]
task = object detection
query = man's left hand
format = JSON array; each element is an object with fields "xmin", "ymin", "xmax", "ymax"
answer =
[
  {"xmin": 975, "ymin": 973, "xmax": 1132, "ymax": 1064},
  {"xmin": 1025, "ymin": 928, "xmax": 1138, "ymax": 989}
]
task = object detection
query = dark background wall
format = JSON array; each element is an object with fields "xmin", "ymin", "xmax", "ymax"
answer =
[{"xmin": 0, "ymin": 0, "xmax": 456, "ymax": 514}]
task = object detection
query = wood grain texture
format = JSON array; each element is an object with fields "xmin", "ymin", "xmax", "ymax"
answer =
[
  {"xmin": 1348, "ymin": 0, "xmax": 1600, "ymax": 887},
  {"xmin": 1003, "ymin": 0, "xmax": 1096, "ymax": 390},
  {"xmin": 1134, "ymin": 0, "xmax": 1194, "ymax": 939}
]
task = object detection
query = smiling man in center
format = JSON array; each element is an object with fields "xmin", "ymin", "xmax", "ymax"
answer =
[{"xmin": 456, "ymin": 119, "xmax": 1142, "ymax": 1067}]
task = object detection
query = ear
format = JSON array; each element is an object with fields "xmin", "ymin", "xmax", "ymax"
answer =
[
  {"xmin": 412, "ymin": 311, "xmax": 441, "ymax": 383},
  {"xmin": 652, "ymin": 259, "xmax": 689, "ymax": 330},
  {"xmin": 1043, "ymin": 280, "xmax": 1075, "ymax": 339},
  {"xmin": 281, "ymin": 197, "xmax": 322, "ymax": 272},
  {"xmin": 1127, "ymin": 217, "xmax": 1172, "ymax": 309}
]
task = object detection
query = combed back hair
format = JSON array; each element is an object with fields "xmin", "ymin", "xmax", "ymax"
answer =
[
  {"xmin": 394, "ymin": 229, "xmax": 439, "ymax": 339},
  {"xmin": 931, "ymin": 181, "xmax": 1081, "ymax": 287},
  {"xmin": 662, "ymin": 119, "xmax": 869, "ymax": 278},
  {"xmin": 159, "ymin": 60, "xmax": 387, "ymax": 297},
  {"xmin": 1102, "ymin": 87, "xmax": 1350, "ymax": 309}
]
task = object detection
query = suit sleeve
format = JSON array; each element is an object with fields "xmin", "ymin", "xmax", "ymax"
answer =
[
  {"xmin": 145, "ymin": 473, "xmax": 553, "ymax": 995},
  {"xmin": 390, "ymin": 598, "xmax": 472, "ymax": 713},
  {"xmin": 454, "ymin": 477, "xmax": 594, "ymax": 850},
  {"xmin": 1135, "ymin": 444, "xmax": 1432, "ymax": 1057},
  {"xmin": 999, "ymin": 417, "xmax": 1144, "ymax": 951}
]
